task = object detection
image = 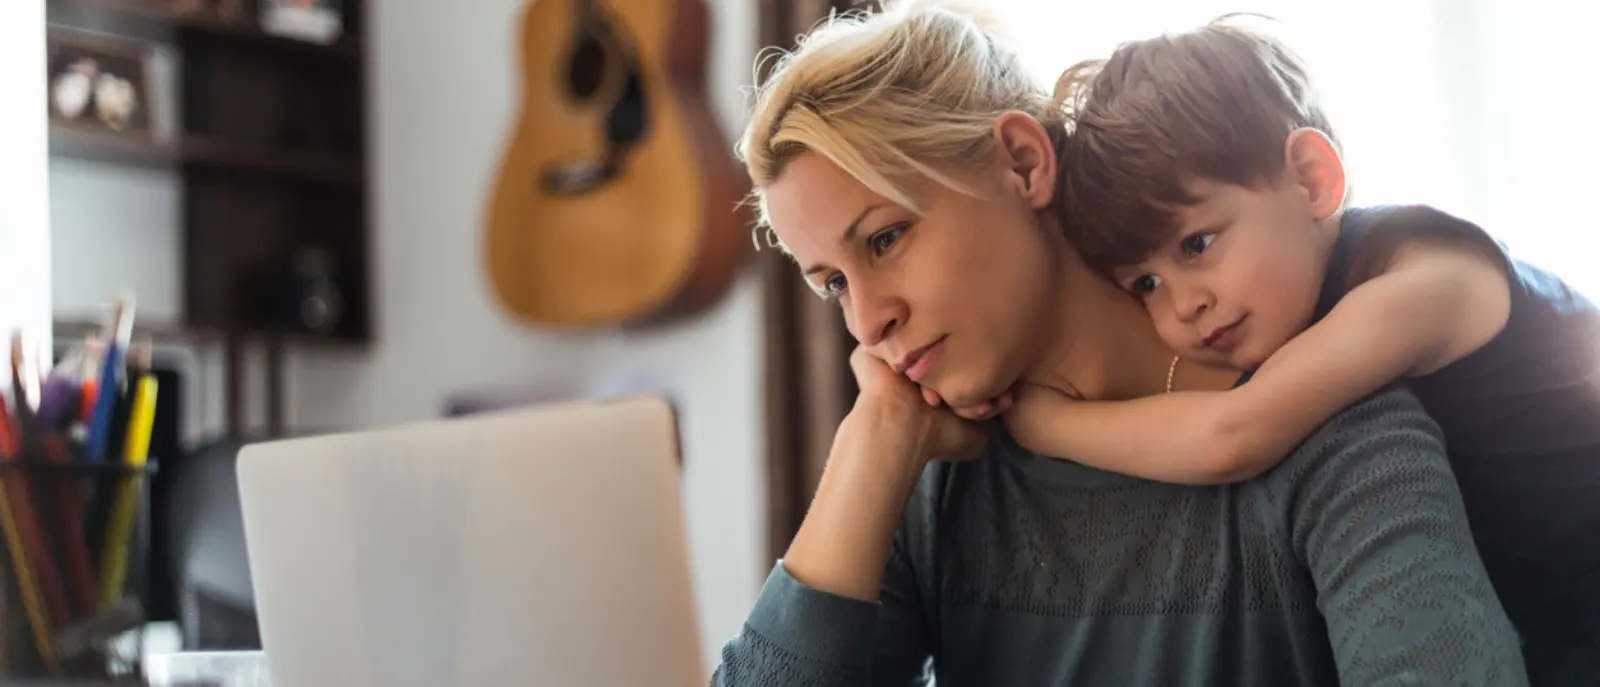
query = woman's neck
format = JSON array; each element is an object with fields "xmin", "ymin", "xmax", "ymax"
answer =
[{"xmin": 1025, "ymin": 261, "xmax": 1180, "ymax": 402}]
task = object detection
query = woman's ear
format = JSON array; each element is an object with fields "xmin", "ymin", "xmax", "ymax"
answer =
[
  {"xmin": 1284, "ymin": 128, "xmax": 1346, "ymax": 220},
  {"xmin": 992, "ymin": 111, "xmax": 1057, "ymax": 210}
]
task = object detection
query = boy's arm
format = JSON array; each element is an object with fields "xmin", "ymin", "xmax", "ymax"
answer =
[
  {"xmin": 1288, "ymin": 386, "xmax": 1526, "ymax": 685},
  {"xmin": 1005, "ymin": 240, "xmax": 1510, "ymax": 484}
]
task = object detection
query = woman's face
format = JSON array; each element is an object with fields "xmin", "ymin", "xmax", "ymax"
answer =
[{"xmin": 762, "ymin": 117, "xmax": 1064, "ymax": 407}]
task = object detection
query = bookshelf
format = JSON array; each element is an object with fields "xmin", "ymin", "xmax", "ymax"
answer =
[
  {"xmin": 45, "ymin": 0, "xmax": 371, "ymax": 434},
  {"xmin": 59, "ymin": 0, "xmax": 361, "ymax": 60},
  {"xmin": 50, "ymin": 123, "xmax": 362, "ymax": 187}
]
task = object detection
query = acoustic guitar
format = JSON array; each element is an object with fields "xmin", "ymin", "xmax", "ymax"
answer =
[{"xmin": 485, "ymin": 0, "xmax": 751, "ymax": 329}]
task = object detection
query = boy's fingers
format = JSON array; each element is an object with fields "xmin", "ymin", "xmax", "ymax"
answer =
[
  {"xmin": 921, "ymin": 385, "xmax": 942, "ymax": 407},
  {"xmin": 955, "ymin": 402, "xmax": 993, "ymax": 421}
]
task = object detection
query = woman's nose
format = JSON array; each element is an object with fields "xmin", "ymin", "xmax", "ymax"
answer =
[{"xmin": 845, "ymin": 285, "xmax": 905, "ymax": 347}]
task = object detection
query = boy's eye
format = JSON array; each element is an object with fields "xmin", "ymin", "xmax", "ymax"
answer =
[
  {"xmin": 868, "ymin": 223, "xmax": 908, "ymax": 255},
  {"xmin": 1181, "ymin": 232, "xmax": 1216, "ymax": 256},
  {"xmin": 1128, "ymin": 274, "xmax": 1162, "ymax": 295}
]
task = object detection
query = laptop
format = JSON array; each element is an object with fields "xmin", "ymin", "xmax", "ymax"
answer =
[{"xmin": 235, "ymin": 395, "xmax": 704, "ymax": 687}]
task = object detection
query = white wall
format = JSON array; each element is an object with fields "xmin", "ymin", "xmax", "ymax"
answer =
[
  {"xmin": 48, "ymin": 0, "xmax": 768, "ymax": 672},
  {"xmin": 291, "ymin": 0, "xmax": 767, "ymax": 667},
  {"xmin": 50, "ymin": 159, "xmax": 182, "ymax": 322},
  {"xmin": 3, "ymin": 0, "xmax": 51, "ymax": 347}
]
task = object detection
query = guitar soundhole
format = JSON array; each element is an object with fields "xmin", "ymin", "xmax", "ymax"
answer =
[
  {"xmin": 608, "ymin": 72, "xmax": 646, "ymax": 146},
  {"xmin": 542, "ymin": 0, "xmax": 651, "ymax": 197},
  {"xmin": 566, "ymin": 37, "xmax": 608, "ymax": 100}
]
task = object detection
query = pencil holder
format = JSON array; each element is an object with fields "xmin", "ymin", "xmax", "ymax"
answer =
[{"xmin": 0, "ymin": 458, "xmax": 155, "ymax": 682}]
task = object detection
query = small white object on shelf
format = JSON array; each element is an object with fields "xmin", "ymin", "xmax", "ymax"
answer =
[{"xmin": 260, "ymin": 0, "xmax": 342, "ymax": 45}]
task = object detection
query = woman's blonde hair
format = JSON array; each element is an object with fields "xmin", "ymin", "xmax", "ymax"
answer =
[{"xmin": 736, "ymin": 0, "xmax": 1063, "ymax": 246}]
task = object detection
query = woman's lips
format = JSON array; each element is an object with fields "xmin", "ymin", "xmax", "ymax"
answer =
[{"xmin": 898, "ymin": 336, "xmax": 947, "ymax": 383}]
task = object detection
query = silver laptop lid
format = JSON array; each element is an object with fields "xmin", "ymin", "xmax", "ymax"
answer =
[{"xmin": 236, "ymin": 396, "xmax": 703, "ymax": 687}]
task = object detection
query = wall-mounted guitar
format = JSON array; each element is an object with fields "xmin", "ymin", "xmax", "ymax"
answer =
[{"xmin": 485, "ymin": 0, "xmax": 751, "ymax": 329}]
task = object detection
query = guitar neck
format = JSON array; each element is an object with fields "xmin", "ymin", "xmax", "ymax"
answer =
[{"xmin": 573, "ymin": 0, "xmax": 603, "ymax": 25}]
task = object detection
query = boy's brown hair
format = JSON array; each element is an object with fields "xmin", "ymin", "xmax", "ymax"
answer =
[{"xmin": 1054, "ymin": 15, "xmax": 1339, "ymax": 274}]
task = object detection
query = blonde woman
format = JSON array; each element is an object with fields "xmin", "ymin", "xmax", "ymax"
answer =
[{"xmin": 712, "ymin": 2, "xmax": 1525, "ymax": 685}]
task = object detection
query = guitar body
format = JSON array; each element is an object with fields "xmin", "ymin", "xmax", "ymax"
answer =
[{"xmin": 485, "ymin": 0, "xmax": 751, "ymax": 329}]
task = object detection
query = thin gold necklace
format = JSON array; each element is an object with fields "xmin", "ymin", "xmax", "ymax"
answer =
[{"xmin": 1165, "ymin": 355, "xmax": 1181, "ymax": 393}]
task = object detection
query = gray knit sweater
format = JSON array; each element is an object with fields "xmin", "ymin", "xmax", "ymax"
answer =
[{"xmin": 711, "ymin": 387, "xmax": 1528, "ymax": 686}]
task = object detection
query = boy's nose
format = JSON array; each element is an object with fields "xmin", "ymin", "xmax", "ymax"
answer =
[{"xmin": 1173, "ymin": 283, "xmax": 1214, "ymax": 324}]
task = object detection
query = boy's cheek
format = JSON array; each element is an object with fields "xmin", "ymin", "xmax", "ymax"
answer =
[
  {"xmin": 1138, "ymin": 297, "xmax": 1180, "ymax": 334},
  {"xmin": 1150, "ymin": 314, "xmax": 1194, "ymax": 356}
]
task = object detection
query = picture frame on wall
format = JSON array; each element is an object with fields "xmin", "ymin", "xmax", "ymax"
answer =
[
  {"xmin": 261, "ymin": 0, "xmax": 344, "ymax": 45},
  {"xmin": 45, "ymin": 29, "xmax": 154, "ymax": 138}
]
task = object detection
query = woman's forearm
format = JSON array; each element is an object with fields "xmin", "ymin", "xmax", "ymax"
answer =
[{"xmin": 782, "ymin": 408, "xmax": 929, "ymax": 602}]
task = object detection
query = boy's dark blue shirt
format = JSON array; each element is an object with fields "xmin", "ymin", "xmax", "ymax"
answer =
[{"xmin": 1314, "ymin": 204, "xmax": 1600, "ymax": 643}]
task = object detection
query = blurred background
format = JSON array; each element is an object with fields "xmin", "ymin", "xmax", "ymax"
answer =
[{"xmin": 0, "ymin": 0, "xmax": 1595, "ymax": 677}]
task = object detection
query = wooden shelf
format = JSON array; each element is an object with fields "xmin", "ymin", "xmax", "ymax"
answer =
[
  {"xmin": 54, "ymin": 316, "xmax": 367, "ymax": 348},
  {"xmin": 182, "ymin": 134, "xmax": 362, "ymax": 187},
  {"xmin": 50, "ymin": 122, "xmax": 363, "ymax": 188},
  {"xmin": 51, "ymin": 0, "xmax": 359, "ymax": 61},
  {"xmin": 48, "ymin": 122, "xmax": 175, "ymax": 168},
  {"xmin": 54, "ymin": 316, "xmax": 219, "ymax": 345}
]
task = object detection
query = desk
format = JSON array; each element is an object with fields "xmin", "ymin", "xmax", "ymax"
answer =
[
  {"xmin": 5, "ymin": 646, "xmax": 267, "ymax": 686},
  {"xmin": 7, "ymin": 683, "xmax": 218, "ymax": 687},
  {"xmin": 144, "ymin": 650, "xmax": 267, "ymax": 687}
]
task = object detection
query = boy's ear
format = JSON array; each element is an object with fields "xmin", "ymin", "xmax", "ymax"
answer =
[
  {"xmin": 992, "ymin": 111, "xmax": 1057, "ymax": 210},
  {"xmin": 1284, "ymin": 128, "xmax": 1346, "ymax": 220}
]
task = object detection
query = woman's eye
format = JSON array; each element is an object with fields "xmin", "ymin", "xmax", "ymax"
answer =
[
  {"xmin": 869, "ymin": 224, "xmax": 907, "ymax": 255},
  {"xmin": 1181, "ymin": 232, "xmax": 1215, "ymax": 256},
  {"xmin": 1128, "ymin": 274, "xmax": 1162, "ymax": 295},
  {"xmin": 821, "ymin": 273, "xmax": 848, "ymax": 298}
]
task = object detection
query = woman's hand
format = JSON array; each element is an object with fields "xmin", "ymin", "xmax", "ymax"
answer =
[
  {"xmin": 846, "ymin": 346, "xmax": 992, "ymax": 463},
  {"xmin": 782, "ymin": 346, "xmax": 993, "ymax": 602},
  {"xmin": 894, "ymin": 350, "xmax": 1013, "ymax": 427}
]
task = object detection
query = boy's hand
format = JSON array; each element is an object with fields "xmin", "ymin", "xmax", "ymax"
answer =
[
  {"xmin": 918, "ymin": 384, "xmax": 1013, "ymax": 421},
  {"xmin": 1001, "ymin": 383, "xmax": 1080, "ymax": 456}
]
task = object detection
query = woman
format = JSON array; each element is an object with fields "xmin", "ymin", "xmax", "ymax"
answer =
[{"xmin": 712, "ymin": 2, "xmax": 1525, "ymax": 685}]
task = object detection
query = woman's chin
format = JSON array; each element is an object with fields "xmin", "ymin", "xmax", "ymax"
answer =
[{"xmin": 930, "ymin": 377, "xmax": 1007, "ymax": 410}]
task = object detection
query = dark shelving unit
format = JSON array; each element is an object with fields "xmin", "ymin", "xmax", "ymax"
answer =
[{"xmin": 46, "ymin": 0, "xmax": 372, "ymax": 434}]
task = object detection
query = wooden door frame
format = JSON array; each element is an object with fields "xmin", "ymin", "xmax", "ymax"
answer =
[{"xmin": 758, "ymin": 0, "xmax": 860, "ymax": 563}]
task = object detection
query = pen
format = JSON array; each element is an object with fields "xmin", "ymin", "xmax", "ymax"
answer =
[
  {"xmin": 78, "ymin": 335, "xmax": 104, "ymax": 425},
  {"xmin": 0, "ymin": 384, "xmax": 16, "ymax": 460},
  {"xmin": 0, "ymin": 447, "xmax": 58, "ymax": 671},
  {"xmin": 41, "ymin": 436, "xmax": 96, "ymax": 618},
  {"xmin": 84, "ymin": 296, "xmax": 136, "ymax": 462},
  {"xmin": 9, "ymin": 333, "xmax": 46, "ymax": 456},
  {"xmin": 36, "ymin": 341, "xmax": 87, "ymax": 433},
  {"xmin": 98, "ymin": 372, "xmax": 157, "ymax": 607}
]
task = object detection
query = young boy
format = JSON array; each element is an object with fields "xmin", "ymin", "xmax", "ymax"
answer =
[{"xmin": 1002, "ymin": 16, "xmax": 1600, "ymax": 681}]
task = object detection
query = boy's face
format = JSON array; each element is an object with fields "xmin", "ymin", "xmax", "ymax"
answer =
[{"xmin": 1112, "ymin": 175, "xmax": 1333, "ymax": 371}]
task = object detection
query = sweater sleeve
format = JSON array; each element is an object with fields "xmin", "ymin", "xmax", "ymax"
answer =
[
  {"xmin": 1287, "ymin": 386, "xmax": 1528, "ymax": 686},
  {"xmin": 709, "ymin": 537, "xmax": 934, "ymax": 685}
]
